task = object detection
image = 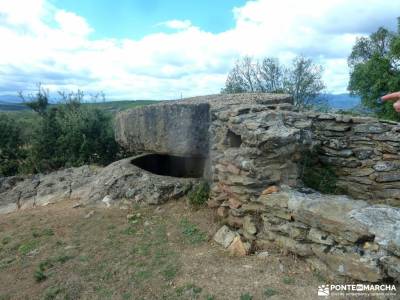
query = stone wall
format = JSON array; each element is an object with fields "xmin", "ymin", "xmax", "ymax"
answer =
[
  {"xmin": 308, "ymin": 112, "xmax": 400, "ymax": 206},
  {"xmin": 208, "ymin": 97, "xmax": 311, "ymax": 206},
  {"xmin": 213, "ymin": 186, "xmax": 400, "ymax": 282}
]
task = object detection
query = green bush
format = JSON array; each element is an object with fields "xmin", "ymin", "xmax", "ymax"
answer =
[
  {"xmin": 299, "ymin": 150, "xmax": 343, "ymax": 194},
  {"xmin": 187, "ymin": 181, "xmax": 210, "ymax": 207},
  {"xmin": 0, "ymin": 114, "xmax": 25, "ymax": 176},
  {"xmin": 1, "ymin": 87, "xmax": 122, "ymax": 175}
]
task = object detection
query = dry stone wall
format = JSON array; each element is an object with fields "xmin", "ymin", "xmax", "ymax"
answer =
[
  {"xmin": 213, "ymin": 185, "xmax": 400, "ymax": 282},
  {"xmin": 308, "ymin": 112, "xmax": 400, "ymax": 206}
]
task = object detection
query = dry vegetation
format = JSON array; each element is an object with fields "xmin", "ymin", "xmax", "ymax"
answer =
[{"xmin": 1, "ymin": 199, "xmax": 330, "ymax": 300}]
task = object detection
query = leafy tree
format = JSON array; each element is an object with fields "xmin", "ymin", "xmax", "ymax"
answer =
[
  {"xmin": 284, "ymin": 56, "xmax": 325, "ymax": 107},
  {"xmin": 21, "ymin": 88, "xmax": 120, "ymax": 173},
  {"xmin": 348, "ymin": 19, "xmax": 400, "ymax": 120},
  {"xmin": 0, "ymin": 114, "xmax": 25, "ymax": 176},
  {"xmin": 223, "ymin": 56, "xmax": 259, "ymax": 93},
  {"xmin": 257, "ymin": 57, "xmax": 285, "ymax": 93},
  {"xmin": 222, "ymin": 55, "xmax": 325, "ymax": 108}
]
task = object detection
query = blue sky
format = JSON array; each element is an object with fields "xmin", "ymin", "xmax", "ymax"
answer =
[
  {"xmin": 53, "ymin": 0, "xmax": 246, "ymax": 39},
  {"xmin": 0, "ymin": 0, "xmax": 399, "ymax": 100}
]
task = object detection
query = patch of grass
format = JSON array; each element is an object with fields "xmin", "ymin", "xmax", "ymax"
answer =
[
  {"xmin": 0, "ymin": 257, "xmax": 15, "ymax": 270},
  {"xmin": 176, "ymin": 283, "xmax": 202, "ymax": 298},
  {"xmin": 1, "ymin": 236, "xmax": 11, "ymax": 245},
  {"xmin": 42, "ymin": 286, "xmax": 63, "ymax": 299},
  {"xmin": 313, "ymin": 270, "xmax": 327, "ymax": 283},
  {"xmin": 34, "ymin": 269, "xmax": 47, "ymax": 282},
  {"xmin": 240, "ymin": 293, "xmax": 253, "ymax": 300},
  {"xmin": 18, "ymin": 240, "xmax": 38, "ymax": 255},
  {"xmin": 34, "ymin": 254, "xmax": 74, "ymax": 283},
  {"xmin": 282, "ymin": 276, "xmax": 295, "ymax": 285},
  {"xmin": 264, "ymin": 287, "xmax": 279, "ymax": 298},
  {"xmin": 180, "ymin": 218, "xmax": 207, "ymax": 245},
  {"xmin": 187, "ymin": 181, "xmax": 210, "ymax": 207},
  {"xmin": 32, "ymin": 228, "xmax": 54, "ymax": 238},
  {"xmin": 162, "ymin": 264, "xmax": 179, "ymax": 281},
  {"xmin": 134, "ymin": 269, "xmax": 152, "ymax": 282},
  {"xmin": 121, "ymin": 226, "xmax": 136, "ymax": 236},
  {"xmin": 54, "ymin": 254, "xmax": 74, "ymax": 264},
  {"xmin": 205, "ymin": 295, "xmax": 216, "ymax": 300}
]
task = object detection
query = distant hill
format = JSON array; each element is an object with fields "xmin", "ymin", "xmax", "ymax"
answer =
[
  {"xmin": 0, "ymin": 100, "xmax": 160, "ymax": 113},
  {"xmin": 0, "ymin": 93, "xmax": 361, "ymax": 112},
  {"xmin": 0, "ymin": 94, "xmax": 23, "ymax": 103},
  {"xmin": 321, "ymin": 93, "xmax": 361, "ymax": 109}
]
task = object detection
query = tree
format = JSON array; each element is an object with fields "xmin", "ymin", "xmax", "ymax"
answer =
[
  {"xmin": 348, "ymin": 19, "xmax": 400, "ymax": 120},
  {"xmin": 222, "ymin": 56, "xmax": 259, "ymax": 93},
  {"xmin": 222, "ymin": 55, "xmax": 325, "ymax": 108},
  {"xmin": 20, "ymin": 87, "xmax": 120, "ymax": 173},
  {"xmin": 284, "ymin": 56, "xmax": 325, "ymax": 107},
  {"xmin": 257, "ymin": 57, "xmax": 285, "ymax": 93},
  {"xmin": 0, "ymin": 115, "xmax": 24, "ymax": 176}
]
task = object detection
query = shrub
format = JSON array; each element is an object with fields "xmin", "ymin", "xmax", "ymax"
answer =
[
  {"xmin": 0, "ymin": 114, "xmax": 25, "ymax": 176},
  {"xmin": 20, "ymin": 87, "xmax": 121, "ymax": 174},
  {"xmin": 299, "ymin": 150, "xmax": 343, "ymax": 194},
  {"xmin": 187, "ymin": 181, "xmax": 210, "ymax": 207}
]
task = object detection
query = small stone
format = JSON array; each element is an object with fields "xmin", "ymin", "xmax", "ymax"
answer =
[
  {"xmin": 217, "ymin": 206, "xmax": 229, "ymax": 218},
  {"xmin": 102, "ymin": 195, "xmax": 112, "ymax": 207},
  {"xmin": 375, "ymin": 172, "xmax": 400, "ymax": 183},
  {"xmin": 84, "ymin": 210, "xmax": 94, "ymax": 219},
  {"xmin": 307, "ymin": 228, "xmax": 335, "ymax": 245},
  {"xmin": 227, "ymin": 215, "xmax": 244, "ymax": 228},
  {"xmin": 373, "ymin": 161, "xmax": 396, "ymax": 172},
  {"xmin": 226, "ymin": 163, "xmax": 241, "ymax": 175},
  {"xmin": 228, "ymin": 198, "xmax": 242, "ymax": 209},
  {"xmin": 383, "ymin": 154, "xmax": 400, "ymax": 160},
  {"xmin": 228, "ymin": 236, "xmax": 251, "ymax": 256},
  {"xmin": 243, "ymin": 215, "xmax": 257, "ymax": 235},
  {"xmin": 72, "ymin": 203, "xmax": 82, "ymax": 208},
  {"xmin": 207, "ymin": 198, "xmax": 221, "ymax": 208},
  {"xmin": 256, "ymin": 251, "xmax": 269, "ymax": 258},
  {"xmin": 261, "ymin": 185, "xmax": 279, "ymax": 195},
  {"xmin": 353, "ymin": 124, "xmax": 388, "ymax": 134},
  {"xmin": 363, "ymin": 242, "xmax": 379, "ymax": 251},
  {"xmin": 213, "ymin": 225, "xmax": 237, "ymax": 248},
  {"xmin": 230, "ymin": 208, "xmax": 244, "ymax": 217}
]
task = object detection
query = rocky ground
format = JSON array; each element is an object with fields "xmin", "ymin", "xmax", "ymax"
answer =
[{"xmin": 0, "ymin": 198, "xmax": 339, "ymax": 300}]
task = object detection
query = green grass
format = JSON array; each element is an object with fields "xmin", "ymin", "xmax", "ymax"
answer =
[
  {"xmin": 282, "ymin": 276, "xmax": 295, "ymax": 285},
  {"xmin": 176, "ymin": 283, "xmax": 202, "ymax": 298},
  {"xmin": 240, "ymin": 293, "xmax": 253, "ymax": 300},
  {"xmin": 180, "ymin": 218, "xmax": 207, "ymax": 245},
  {"xmin": 18, "ymin": 240, "xmax": 39, "ymax": 256},
  {"xmin": 264, "ymin": 287, "xmax": 279, "ymax": 298},
  {"xmin": 187, "ymin": 181, "xmax": 210, "ymax": 207}
]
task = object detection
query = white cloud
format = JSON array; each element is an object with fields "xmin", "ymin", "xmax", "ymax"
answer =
[
  {"xmin": 54, "ymin": 10, "xmax": 93, "ymax": 36},
  {"xmin": 160, "ymin": 19, "xmax": 192, "ymax": 30},
  {"xmin": 0, "ymin": 0, "xmax": 399, "ymax": 99}
]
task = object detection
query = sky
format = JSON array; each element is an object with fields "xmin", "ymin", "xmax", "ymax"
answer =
[{"xmin": 0, "ymin": 0, "xmax": 399, "ymax": 100}]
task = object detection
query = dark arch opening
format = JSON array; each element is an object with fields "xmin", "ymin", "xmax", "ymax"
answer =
[
  {"xmin": 226, "ymin": 129, "xmax": 242, "ymax": 148},
  {"xmin": 131, "ymin": 154, "xmax": 205, "ymax": 178}
]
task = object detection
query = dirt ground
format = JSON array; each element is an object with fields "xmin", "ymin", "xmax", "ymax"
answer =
[{"xmin": 0, "ymin": 199, "xmax": 391, "ymax": 300}]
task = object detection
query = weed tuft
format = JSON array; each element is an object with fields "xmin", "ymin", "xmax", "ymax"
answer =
[
  {"xmin": 187, "ymin": 181, "xmax": 210, "ymax": 207},
  {"xmin": 180, "ymin": 218, "xmax": 207, "ymax": 245},
  {"xmin": 240, "ymin": 293, "xmax": 253, "ymax": 300}
]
